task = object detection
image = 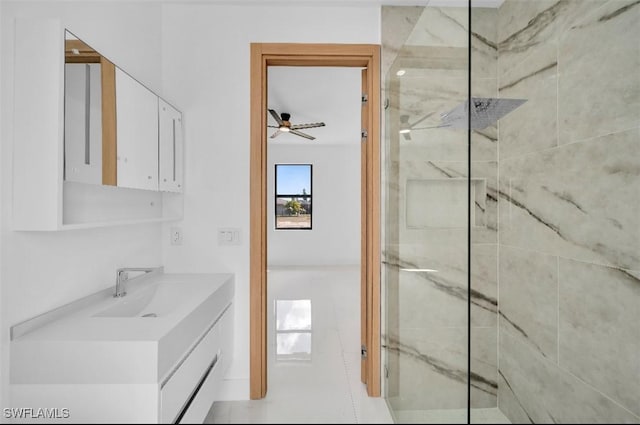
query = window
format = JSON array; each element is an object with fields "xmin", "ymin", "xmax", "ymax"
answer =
[{"xmin": 275, "ymin": 164, "xmax": 312, "ymax": 230}]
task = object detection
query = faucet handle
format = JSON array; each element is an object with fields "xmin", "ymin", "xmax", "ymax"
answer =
[{"xmin": 116, "ymin": 269, "xmax": 130, "ymax": 283}]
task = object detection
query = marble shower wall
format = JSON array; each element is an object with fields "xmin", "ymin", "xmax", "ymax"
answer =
[
  {"xmin": 497, "ymin": 0, "xmax": 640, "ymax": 423},
  {"xmin": 382, "ymin": 5, "xmax": 499, "ymax": 415}
]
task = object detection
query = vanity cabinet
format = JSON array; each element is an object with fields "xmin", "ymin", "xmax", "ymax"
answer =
[
  {"xmin": 10, "ymin": 273, "xmax": 235, "ymax": 424},
  {"xmin": 159, "ymin": 99, "xmax": 184, "ymax": 193},
  {"xmin": 115, "ymin": 68, "xmax": 159, "ymax": 191}
]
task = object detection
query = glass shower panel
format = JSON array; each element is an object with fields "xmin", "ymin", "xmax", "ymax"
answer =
[
  {"xmin": 474, "ymin": 0, "xmax": 640, "ymax": 423},
  {"xmin": 383, "ymin": 1, "xmax": 639, "ymax": 424},
  {"xmin": 467, "ymin": 4, "xmax": 502, "ymax": 423},
  {"xmin": 382, "ymin": 4, "xmax": 471, "ymax": 423}
]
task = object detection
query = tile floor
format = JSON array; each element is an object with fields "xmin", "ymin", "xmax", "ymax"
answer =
[
  {"xmin": 205, "ymin": 266, "xmax": 393, "ymax": 424},
  {"xmin": 204, "ymin": 266, "xmax": 513, "ymax": 424},
  {"xmin": 392, "ymin": 408, "xmax": 511, "ymax": 424}
]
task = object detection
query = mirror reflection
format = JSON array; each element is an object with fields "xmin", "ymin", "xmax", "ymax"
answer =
[
  {"xmin": 64, "ymin": 31, "xmax": 114, "ymax": 186},
  {"xmin": 275, "ymin": 299, "xmax": 312, "ymax": 361},
  {"xmin": 63, "ymin": 30, "xmax": 183, "ymax": 193}
]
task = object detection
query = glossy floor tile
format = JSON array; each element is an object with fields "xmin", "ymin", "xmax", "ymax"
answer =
[
  {"xmin": 392, "ymin": 407, "xmax": 511, "ymax": 424},
  {"xmin": 205, "ymin": 266, "xmax": 393, "ymax": 424}
]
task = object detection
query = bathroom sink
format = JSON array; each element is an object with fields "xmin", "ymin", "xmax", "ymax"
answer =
[
  {"xmin": 93, "ymin": 283, "xmax": 190, "ymax": 318},
  {"xmin": 10, "ymin": 273, "xmax": 235, "ymax": 424}
]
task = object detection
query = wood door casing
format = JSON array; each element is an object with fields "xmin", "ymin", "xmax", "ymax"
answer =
[
  {"xmin": 361, "ymin": 68, "xmax": 368, "ymax": 385},
  {"xmin": 249, "ymin": 43, "xmax": 381, "ymax": 399}
]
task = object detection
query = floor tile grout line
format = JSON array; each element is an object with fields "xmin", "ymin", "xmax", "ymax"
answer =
[{"xmin": 331, "ymin": 276, "xmax": 360, "ymax": 424}]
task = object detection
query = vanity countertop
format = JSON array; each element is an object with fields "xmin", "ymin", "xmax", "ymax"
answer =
[{"xmin": 11, "ymin": 273, "xmax": 234, "ymax": 385}]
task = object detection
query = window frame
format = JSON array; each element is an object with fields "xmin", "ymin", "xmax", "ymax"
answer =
[{"xmin": 274, "ymin": 163, "xmax": 313, "ymax": 230}]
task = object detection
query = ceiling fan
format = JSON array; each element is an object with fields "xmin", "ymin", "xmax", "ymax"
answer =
[{"xmin": 268, "ymin": 109, "xmax": 325, "ymax": 140}]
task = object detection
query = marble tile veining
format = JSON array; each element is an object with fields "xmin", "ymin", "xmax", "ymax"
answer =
[
  {"xmin": 499, "ymin": 245, "xmax": 558, "ymax": 362},
  {"xmin": 387, "ymin": 326, "xmax": 497, "ymax": 411},
  {"xmin": 381, "ymin": 6, "xmax": 425, "ymax": 79},
  {"xmin": 383, "ymin": 3, "xmax": 501, "ymax": 419},
  {"xmin": 498, "ymin": 331, "xmax": 640, "ymax": 424},
  {"xmin": 499, "ymin": 128, "xmax": 640, "ymax": 271},
  {"xmin": 558, "ymin": 258, "xmax": 640, "ymax": 416},
  {"xmin": 558, "ymin": 0, "xmax": 640, "ymax": 144},
  {"xmin": 497, "ymin": 0, "xmax": 560, "ymax": 77},
  {"xmin": 498, "ymin": 44, "xmax": 558, "ymax": 159}
]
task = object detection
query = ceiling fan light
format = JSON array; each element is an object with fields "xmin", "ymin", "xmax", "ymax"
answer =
[
  {"xmin": 399, "ymin": 128, "xmax": 411, "ymax": 134},
  {"xmin": 396, "ymin": 69, "xmax": 406, "ymax": 76},
  {"xmin": 280, "ymin": 126, "xmax": 290, "ymax": 132}
]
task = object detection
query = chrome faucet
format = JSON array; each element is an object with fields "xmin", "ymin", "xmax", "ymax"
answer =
[{"xmin": 114, "ymin": 267, "xmax": 161, "ymax": 298}]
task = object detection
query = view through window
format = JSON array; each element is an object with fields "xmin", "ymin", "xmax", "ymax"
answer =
[{"xmin": 275, "ymin": 164, "xmax": 312, "ymax": 230}]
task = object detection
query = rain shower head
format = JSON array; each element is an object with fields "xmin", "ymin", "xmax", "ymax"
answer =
[{"xmin": 439, "ymin": 97, "xmax": 527, "ymax": 130}]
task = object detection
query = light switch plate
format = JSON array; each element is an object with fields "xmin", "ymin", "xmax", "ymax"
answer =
[
  {"xmin": 218, "ymin": 228, "xmax": 241, "ymax": 246},
  {"xmin": 170, "ymin": 227, "xmax": 183, "ymax": 245}
]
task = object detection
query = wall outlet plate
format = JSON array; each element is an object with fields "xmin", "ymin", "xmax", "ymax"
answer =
[
  {"xmin": 218, "ymin": 228, "xmax": 241, "ymax": 246},
  {"xmin": 170, "ymin": 227, "xmax": 183, "ymax": 245}
]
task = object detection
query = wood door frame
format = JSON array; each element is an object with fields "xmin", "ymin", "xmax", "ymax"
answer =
[{"xmin": 250, "ymin": 43, "xmax": 381, "ymax": 399}]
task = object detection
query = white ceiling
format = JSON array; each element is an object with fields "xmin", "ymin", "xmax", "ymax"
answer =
[{"xmin": 267, "ymin": 67, "xmax": 362, "ymax": 146}]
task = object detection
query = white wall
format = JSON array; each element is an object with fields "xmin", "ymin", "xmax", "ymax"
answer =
[
  {"xmin": 268, "ymin": 144, "xmax": 361, "ymax": 266},
  {"xmin": 160, "ymin": 3, "xmax": 380, "ymax": 399},
  {"xmin": 0, "ymin": 0, "xmax": 4, "ymax": 413},
  {"xmin": 0, "ymin": 1, "xmax": 164, "ymax": 412}
]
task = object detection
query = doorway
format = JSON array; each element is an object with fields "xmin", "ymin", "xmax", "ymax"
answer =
[{"xmin": 249, "ymin": 43, "xmax": 381, "ymax": 399}]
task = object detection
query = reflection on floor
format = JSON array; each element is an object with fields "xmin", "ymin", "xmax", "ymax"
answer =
[
  {"xmin": 393, "ymin": 408, "xmax": 511, "ymax": 424},
  {"xmin": 205, "ymin": 266, "xmax": 393, "ymax": 424}
]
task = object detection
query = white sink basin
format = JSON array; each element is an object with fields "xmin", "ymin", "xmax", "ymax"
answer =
[
  {"xmin": 11, "ymin": 273, "xmax": 234, "ymax": 387},
  {"xmin": 10, "ymin": 273, "xmax": 235, "ymax": 424},
  {"xmin": 93, "ymin": 283, "xmax": 191, "ymax": 318}
]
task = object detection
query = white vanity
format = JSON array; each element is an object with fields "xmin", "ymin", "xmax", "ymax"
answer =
[{"xmin": 11, "ymin": 272, "xmax": 234, "ymax": 424}]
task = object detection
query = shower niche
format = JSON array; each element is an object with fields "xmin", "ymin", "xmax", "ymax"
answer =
[{"xmin": 405, "ymin": 178, "xmax": 487, "ymax": 229}]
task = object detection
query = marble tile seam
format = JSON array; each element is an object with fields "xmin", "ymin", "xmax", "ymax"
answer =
[
  {"xmin": 556, "ymin": 255, "xmax": 560, "ymax": 371},
  {"xmin": 497, "ymin": 368, "xmax": 536, "ymax": 424},
  {"xmin": 557, "ymin": 0, "xmax": 640, "ymax": 40},
  {"xmin": 498, "ymin": 313, "xmax": 553, "ymax": 363},
  {"xmin": 559, "ymin": 360, "xmax": 640, "ymax": 420},
  {"xmin": 392, "ymin": 326, "xmax": 495, "ymax": 331},
  {"xmin": 404, "ymin": 159, "xmax": 498, "ymax": 164},
  {"xmin": 338, "ymin": 347, "xmax": 359, "ymax": 424},
  {"xmin": 497, "ymin": 243, "xmax": 640, "ymax": 274},
  {"xmin": 498, "ymin": 60, "xmax": 557, "ymax": 91},
  {"xmin": 498, "ymin": 125, "xmax": 640, "ymax": 162},
  {"xmin": 499, "ymin": 326, "xmax": 640, "ymax": 421},
  {"xmin": 555, "ymin": 37, "xmax": 560, "ymax": 154},
  {"xmin": 497, "ymin": 1, "xmax": 639, "ymax": 79},
  {"xmin": 497, "ymin": 39, "xmax": 556, "ymax": 81}
]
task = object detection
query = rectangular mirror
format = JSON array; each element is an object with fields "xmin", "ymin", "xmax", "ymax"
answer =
[
  {"xmin": 64, "ymin": 30, "xmax": 183, "ymax": 193},
  {"xmin": 64, "ymin": 31, "xmax": 113, "ymax": 186}
]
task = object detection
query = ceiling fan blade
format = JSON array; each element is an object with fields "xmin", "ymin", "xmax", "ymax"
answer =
[
  {"xmin": 267, "ymin": 125, "xmax": 280, "ymax": 128},
  {"xmin": 402, "ymin": 132, "xmax": 412, "ymax": 141},
  {"xmin": 270, "ymin": 130, "xmax": 282, "ymax": 139},
  {"xmin": 290, "ymin": 129, "xmax": 315, "ymax": 140},
  {"xmin": 409, "ymin": 111, "xmax": 436, "ymax": 128},
  {"xmin": 290, "ymin": 122, "xmax": 325, "ymax": 130},
  {"xmin": 268, "ymin": 109, "xmax": 284, "ymax": 125}
]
